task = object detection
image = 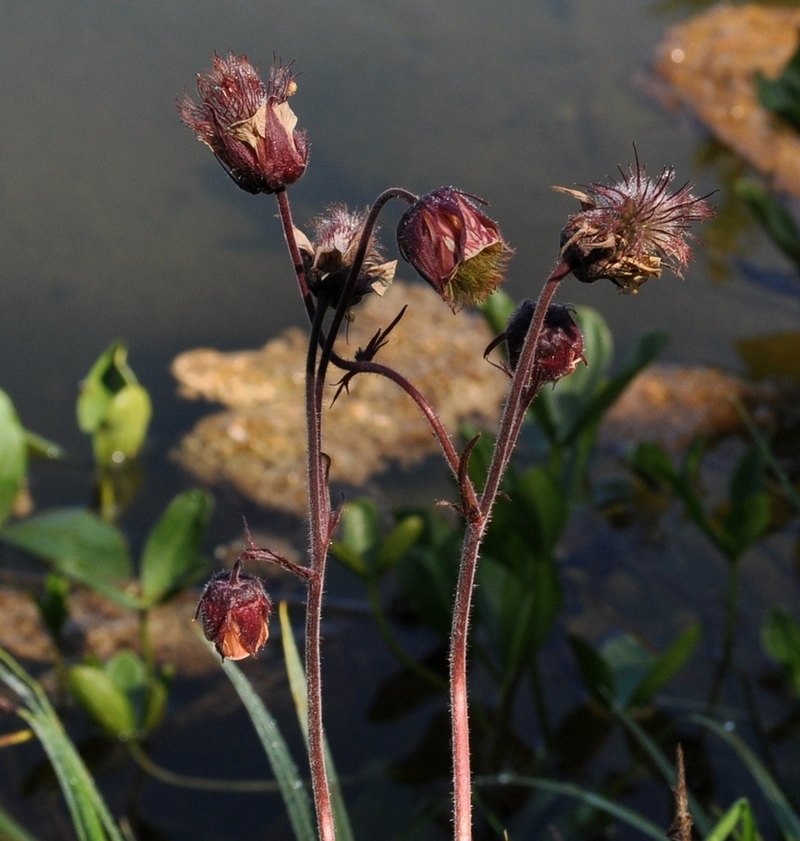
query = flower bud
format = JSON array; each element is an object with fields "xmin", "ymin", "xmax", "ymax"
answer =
[
  {"xmin": 195, "ymin": 560, "xmax": 271, "ymax": 660},
  {"xmin": 294, "ymin": 205, "xmax": 396, "ymax": 311},
  {"xmin": 397, "ymin": 188, "xmax": 512, "ymax": 311},
  {"xmin": 179, "ymin": 53, "xmax": 308, "ymax": 194},
  {"xmin": 500, "ymin": 300, "xmax": 585, "ymax": 384},
  {"xmin": 555, "ymin": 160, "xmax": 714, "ymax": 293}
]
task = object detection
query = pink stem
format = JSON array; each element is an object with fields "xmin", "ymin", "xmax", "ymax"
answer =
[{"xmin": 449, "ymin": 262, "xmax": 570, "ymax": 841}]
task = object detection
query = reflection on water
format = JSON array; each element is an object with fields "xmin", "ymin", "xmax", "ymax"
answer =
[{"xmin": 3, "ymin": 1, "xmax": 800, "ymax": 839}]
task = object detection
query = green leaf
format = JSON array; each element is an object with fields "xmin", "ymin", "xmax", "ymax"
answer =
[
  {"xmin": 77, "ymin": 342, "xmax": 135, "ymax": 433},
  {"xmin": 564, "ymin": 329, "xmax": 669, "ymax": 447},
  {"xmin": 339, "ymin": 499, "xmax": 380, "ymax": 556},
  {"xmin": 705, "ymin": 798, "xmax": 758, "ymax": 841},
  {"xmin": 375, "ymin": 514, "xmax": 424, "ymax": 576},
  {"xmin": 568, "ymin": 635, "xmax": 615, "ymax": 704},
  {"xmin": 0, "ymin": 804, "xmax": 41, "ymax": 841},
  {"xmin": 736, "ymin": 178, "xmax": 800, "ymax": 268},
  {"xmin": 515, "ymin": 466, "xmax": 570, "ymax": 557},
  {"xmin": 628, "ymin": 440, "xmax": 679, "ymax": 487},
  {"xmin": 77, "ymin": 343, "xmax": 151, "ymax": 466},
  {"xmin": 762, "ymin": 609, "xmax": 800, "ymax": 698},
  {"xmin": 329, "ymin": 541, "xmax": 368, "ymax": 578},
  {"xmin": 479, "ymin": 287, "xmax": 517, "ymax": 337},
  {"xmin": 92, "ymin": 383, "xmax": 152, "ymax": 466},
  {"xmin": 139, "ymin": 489, "xmax": 213, "ymax": 606},
  {"xmin": 532, "ymin": 306, "xmax": 614, "ymax": 440},
  {"xmin": 0, "ymin": 648, "xmax": 127, "ymax": 841},
  {"xmin": 34, "ymin": 574, "xmax": 71, "ymax": 643},
  {"xmin": 0, "ymin": 389, "xmax": 27, "ymax": 527},
  {"xmin": 692, "ymin": 714, "xmax": 800, "ymax": 840},
  {"xmin": 628, "ymin": 623, "xmax": 701, "ymax": 708},
  {"xmin": 600, "ymin": 635, "xmax": 654, "ymax": 709},
  {"xmin": 1, "ymin": 508, "xmax": 137, "ymax": 608},
  {"xmin": 221, "ymin": 653, "xmax": 316, "ymax": 841},
  {"xmin": 279, "ymin": 602, "xmax": 355, "ymax": 841},
  {"xmin": 757, "ymin": 37, "xmax": 800, "ymax": 134},
  {"xmin": 721, "ymin": 448, "xmax": 770, "ymax": 559},
  {"xmin": 68, "ymin": 664, "xmax": 137, "ymax": 739}
]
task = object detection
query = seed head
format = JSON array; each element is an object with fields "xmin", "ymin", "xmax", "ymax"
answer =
[
  {"xmin": 397, "ymin": 188, "xmax": 512, "ymax": 311},
  {"xmin": 555, "ymin": 160, "xmax": 714, "ymax": 293},
  {"xmin": 179, "ymin": 53, "xmax": 308, "ymax": 194},
  {"xmin": 294, "ymin": 205, "xmax": 397, "ymax": 311}
]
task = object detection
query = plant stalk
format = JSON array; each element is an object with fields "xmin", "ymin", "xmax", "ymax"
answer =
[{"xmin": 449, "ymin": 262, "xmax": 570, "ymax": 841}]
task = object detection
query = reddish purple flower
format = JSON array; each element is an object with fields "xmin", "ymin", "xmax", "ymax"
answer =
[
  {"xmin": 294, "ymin": 205, "xmax": 396, "ymax": 310},
  {"xmin": 487, "ymin": 300, "xmax": 585, "ymax": 385},
  {"xmin": 179, "ymin": 53, "xmax": 308, "ymax": 194},
  {"xmin": 397, "ymin": 188, "xmax": 512, "ymax": 311},
  {"xmin": 195, "ymin": 560, "xmax": 271, "ymax": 661},
  {"xmin": 555, "ymin": 160, "xmax": 714, "ymax": 293}
]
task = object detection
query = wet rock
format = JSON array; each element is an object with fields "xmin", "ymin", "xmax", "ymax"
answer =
[{"xmin": 654, "ymin": 4, "xmax": 800, "ymax": 196}]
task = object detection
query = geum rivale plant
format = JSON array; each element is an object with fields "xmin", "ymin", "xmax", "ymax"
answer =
[{"xmin": 179, "ymin": 51, "xmax": 714, "ymax": 841}]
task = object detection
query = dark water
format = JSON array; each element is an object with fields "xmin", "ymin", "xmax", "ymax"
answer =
[{"xmin": 2, "ymin": 1, "xmax": 800, "ymax": 838}]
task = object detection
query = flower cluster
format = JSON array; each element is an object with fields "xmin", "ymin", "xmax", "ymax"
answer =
[
  {"xmin": 179, "ymin": 53, "xmax": 308, "ymax": 194},
  {"xmin": 555, "ymin": 161, "xmax": 714, "ymax": 293}
]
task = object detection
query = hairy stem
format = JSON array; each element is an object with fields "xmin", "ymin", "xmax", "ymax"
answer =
[
  {"xmin": 449, "ymin": 261, "xmax": 570, "ymax": 841},
  {"xmin": 304, "ymin": 292, "xmax": 336, "ymax": 841}
]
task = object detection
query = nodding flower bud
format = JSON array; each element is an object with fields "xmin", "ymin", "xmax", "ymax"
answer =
[
  {"xmin": 489, "ymin": 300, "xmax": 585, "ymax": 385},
  {"xmin": 178, "ymin": 52, "xmax": 308, "ymax": 195},
  {"xmin": 195, "ymin": 560, "xmax": 271, "ymax": 661},
  {"xmin": 555, "ymin": 159, "xmax": 714, "ymax": 294},
  {"xmin": 294, "ymin": 205, "xmax": 397, "ymax": 311},
  {"xmin": 396, "ymin": 187, "xmax": 512, "ymax": 311}
]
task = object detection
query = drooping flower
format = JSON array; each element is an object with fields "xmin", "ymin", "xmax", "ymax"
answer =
[
  {"xmin": 555, "ymin": 160, "xmax": 714, "ymax": 294},
  {"xmin": 178, "ymin": 53, "xmax": 308, "ymax": 194},
  {"xmin": 486, "ymin": 300, "xmax": 585, "ymax": 385},
  {"xmin": 294, "ymin": 205, "xmax": 397, "ymax": 311},
  {"xmin": 396, "ymin": 188, "xmax": 512, "ymax": 311},
  {"xmin": 195, "ymin": 560, "xmax": 271, "ymax": 660}
]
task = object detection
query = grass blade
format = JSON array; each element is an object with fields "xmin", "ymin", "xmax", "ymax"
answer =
[
  {"xmin": 475, "ymin": 773, "xmax": 666, "ymax": 840},
  {"xmin": 221, "ymin": 656, "xmax": 316, "ymax": 841},
  {"xmin": 0, "ymin": 804, "xmax": 41, "ymax": 841},
  {"xmin": 279, "ymin": 601, "xmax": 355, "ymax": 841},
  {"xmin": 0, "ymin": 648, "xmax": 126, "ymax": 841},
  {"xmin": 705, "ymin": 798, "xmax": 757, "ymax": 841},
  {"xmin": 692, "ymin": 714, "xmax": 800, "ymax": 840},
  {"xmin": 611, "ymin": 703, "xmax": 713, "ymax": 836}
]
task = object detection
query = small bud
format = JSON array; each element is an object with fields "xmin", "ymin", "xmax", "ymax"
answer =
[
  {"xmin": 397, "ymin": 188, "xmax": 512, "ymax": 311},
  {"xmin": 555, "ymin": 159, "xmax": 714, "ymax": 293},
  {"xmin": 179, "ymin": 53, "xmax": 308, "ymax": 194},
  {"xmin": 195, "ymin": 560, "xmax": 271, "ymax": 660},
  {"xmin": 294, "ymin": 204, "xmax": 396, "ymax": 311},
  {"xmin": 495, "ymin": 300, "xmax": 585, "ymax": 385}
]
